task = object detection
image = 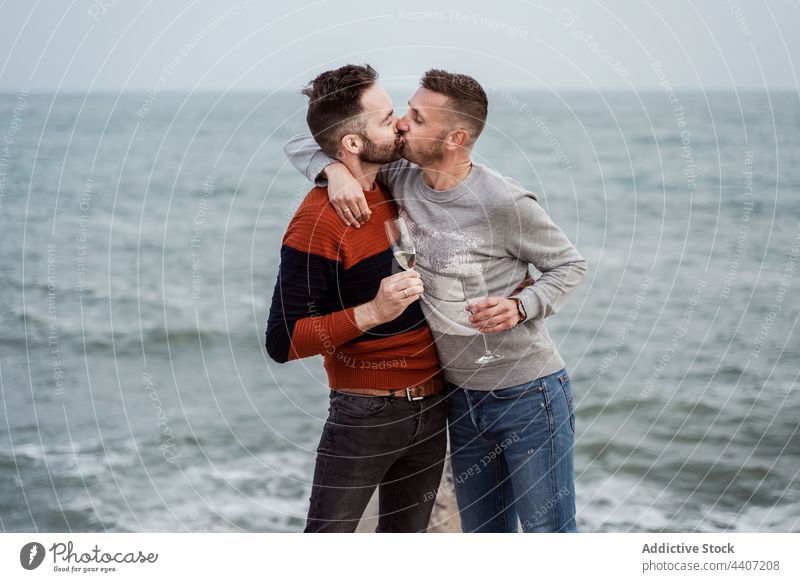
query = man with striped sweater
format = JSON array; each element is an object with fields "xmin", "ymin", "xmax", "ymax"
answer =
[{"xmin": 265, "ymin": 65, "xmax": 447, "ymax": 532}]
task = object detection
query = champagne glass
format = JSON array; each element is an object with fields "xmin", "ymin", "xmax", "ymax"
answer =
[
  {"xmin": 384, "ymin": 216, "xmax": 416, "ymax": 271},
  {"xmin": 461, "ymin": 271, "xmax": 504, "ymax": 364}
]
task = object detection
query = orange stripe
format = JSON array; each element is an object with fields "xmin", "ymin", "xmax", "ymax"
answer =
[{"xmin": 282, "ymin": 185, "xmax": 402, "ymax": 268}]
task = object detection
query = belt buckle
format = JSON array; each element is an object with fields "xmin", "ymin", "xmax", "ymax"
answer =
[{"xmin": 405, "ymin": 386, "xmax": 424, "ymax": 401}]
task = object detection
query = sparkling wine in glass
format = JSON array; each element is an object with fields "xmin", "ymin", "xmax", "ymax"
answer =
[
  {"xmin": 385, "ymin": 216, "xmax": 416, "ymax": 271},
  {"xmin": 461, "ymin": 270, "xmax": 504, "ymax": 365}
]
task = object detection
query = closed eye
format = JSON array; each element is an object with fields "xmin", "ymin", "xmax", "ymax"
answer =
[{"xmin": 407, "ymin": 101, "xmax": 423, "ymax": 124}]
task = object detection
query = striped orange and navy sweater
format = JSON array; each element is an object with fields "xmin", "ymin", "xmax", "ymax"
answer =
[{"xmin": 265, "ymin": 182, "xmax": 440, "ymax": 390}]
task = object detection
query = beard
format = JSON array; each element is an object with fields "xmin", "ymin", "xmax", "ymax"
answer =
[
  {"xmin": 358, "ymin": 134, "xmax": 402, "ymax": 164},
  {"xmin": 398, "ymin": 131, "xmax": 448, "ymax": 167}
]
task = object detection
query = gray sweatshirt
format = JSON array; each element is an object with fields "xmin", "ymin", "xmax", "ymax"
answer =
[{"xmin": 285, "ymin": 135, "xmax": 588, "ymax": 390}]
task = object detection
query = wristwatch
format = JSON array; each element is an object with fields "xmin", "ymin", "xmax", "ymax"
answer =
[{"xmin": 511, "ymin": 297, "xmax": 526, "ymax": 325}]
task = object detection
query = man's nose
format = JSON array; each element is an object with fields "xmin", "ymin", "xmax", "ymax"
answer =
[{"xmin": 396, "ymin": 116, "xmax": 410, "ymax": 132}]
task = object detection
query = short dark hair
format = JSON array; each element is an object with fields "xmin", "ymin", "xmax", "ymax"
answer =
[
  {"xmin": 420, "ymin": 69, "xmax": 488, "ymax": 144},
  {"xmin": 301, "ymin": 64, "xmax": 378, "ymax": 157}
]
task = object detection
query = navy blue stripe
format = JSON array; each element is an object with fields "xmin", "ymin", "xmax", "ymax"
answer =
[
  {"xmin": 265, "ymin": 244, "xmax": 428, "ymax": 360},
  {"xmin": 328, "ymin": 248, "xmax": 427, "ymax": 342},
  {"xmin": 265, "ymin": 245, "xmax": 341, "ymax": 363}
]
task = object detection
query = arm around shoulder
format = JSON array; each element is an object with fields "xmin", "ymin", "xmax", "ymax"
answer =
[{"xmin": 284, "ymin": 133, "xmax": 337, "ymax": 186}]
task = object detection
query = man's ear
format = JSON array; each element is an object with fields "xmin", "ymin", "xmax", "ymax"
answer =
[
  {"xmin": 340, "ymin": 134, "xmax": 363, "ymax": 155},
  {"xmin": 446, "ymin": 128, "xmax": 469, "ymax": 149}
]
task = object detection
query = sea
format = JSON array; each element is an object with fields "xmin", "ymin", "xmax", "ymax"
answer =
[{"xmin": 0, "ymin": 89, "xmax": 798, "ymax": 532}]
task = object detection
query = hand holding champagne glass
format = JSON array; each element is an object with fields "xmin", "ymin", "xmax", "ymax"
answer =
[{"xmin": 461, "ymin": 270, "xmax": 504, "ymax": 364}]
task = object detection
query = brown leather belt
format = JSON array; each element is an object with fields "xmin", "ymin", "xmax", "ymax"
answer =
[{"xmin": 333, "ymin": 374, "xmax": 445, "ymax": 401}]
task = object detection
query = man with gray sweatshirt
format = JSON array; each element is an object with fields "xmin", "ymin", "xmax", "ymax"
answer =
[{"xmin": 284, "ymin": 68, "xmax": 587, "ymax": 532}]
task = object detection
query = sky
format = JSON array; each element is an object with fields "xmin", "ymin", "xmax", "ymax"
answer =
[{"xmin": 0, "ymin": 0, "xmax": 798, "ymax": 93}]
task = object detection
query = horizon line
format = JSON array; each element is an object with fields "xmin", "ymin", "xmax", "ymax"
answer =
[{"xmin": 0, "ymin": 87, "xmax": 797, "ymax": 95}]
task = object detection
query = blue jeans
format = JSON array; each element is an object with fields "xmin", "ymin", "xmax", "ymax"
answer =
[{"xmin": 446, "ymin": 368, "xmax": 578, "ymax": 532}]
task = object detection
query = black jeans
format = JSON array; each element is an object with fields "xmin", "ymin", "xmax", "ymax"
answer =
[{"xmin": 304, "ymin": 389, "xmax": 448, "ymax": 533}]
